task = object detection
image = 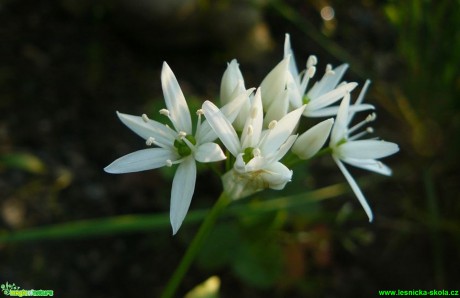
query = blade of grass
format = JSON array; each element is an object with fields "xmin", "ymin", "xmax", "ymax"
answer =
[
  {"xmin": 0, "ymin": 211, "xmax": 206, "ymax": 244},
  {"xmin": 0, "ymin": 183, "xmax": 349, "ymax": 244}
]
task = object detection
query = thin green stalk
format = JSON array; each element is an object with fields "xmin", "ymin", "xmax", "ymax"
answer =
[
  {"xmin": 283, "ymin": 147, "xmax": 332, "ymax": 168},
  {"xmin": 0, "ymin": 182, "xmax": 347, "ymax": 245},
  {"xmin": 160, "ymin": 192, "xmax": 231, "ymax": 298},
  {"xmin": 0, "ymin": 211, "xmax": 205, "ymax": 244}
]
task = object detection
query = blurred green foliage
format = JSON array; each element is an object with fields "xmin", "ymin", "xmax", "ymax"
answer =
[
  {"xmin": 384, "ymin": 0, "xmax": 460, "ymax": 158},
  {"xmin": 0, "ymin": 153, "xmax": 45, "ymax": 174}
]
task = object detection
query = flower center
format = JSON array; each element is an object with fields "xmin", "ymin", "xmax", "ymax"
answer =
[
  {"xmin": 337, "ymin": 137, "xmax": 347, "ymax": 147},
  {"xmin": 242, "ymin": 147, "xmax": 255, "ymax": 164},
  {"xmin": 302, "ymin": 95, "xmax": 311, "ymax": 105},
  {"xmin": 174, "ymin": 135, "xmax": 196, "ymax": 157}
]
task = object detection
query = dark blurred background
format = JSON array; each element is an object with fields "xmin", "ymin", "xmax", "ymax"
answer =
[{"xmin": 1, "ymin": 0, "xmax": 459, "ymax": 297}]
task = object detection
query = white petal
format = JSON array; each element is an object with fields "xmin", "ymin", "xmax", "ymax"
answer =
[
  {"xmin": 320, "ymin": 64, "xmax": 349, "ymax": 93},
  {"xmin": 330, "ymin": 94, "xmax": 350, "ymax": 145},
  {"xmin": 220, "ymin": 59, "xmax": 245, "ymax": 105},
  {"xmin": 284, "ymin": 33, "xmax": 299, "ymax": 82},
  {"xmin": 234, "ymin": 153, "xmax": 246, "ymax": 173},
  {"xmin": 104, "ymin": 148, "xmax": 177, "ymax": 173},
  {"xmin": 225, "ymin": 86, "xmax": 253, "ymax": 131},
  {"xmin": 339, "ymin": 140, "xmax": 399, "ymax": 159},
  {"xmin": 286, "ymin": 71, "xmax": 302, "ymax": 108},
  {"xmin": 342, "ymin": 157, "xmax": 392, "ymax": 176},
  {"xmin": 241, "ymin": 88, "xmax": 263, "ymax": 149},
  {"xmin": 170, "ymin": 157, "xmax": 197, "ymax": 234},
  {"xmin": 260, "ymin": 104, "xmax": 305, "ymax": 156},
  {"xmin": 292, "ymin": 118, "xmax": 334, "ymax": 159},
  {"xmin": 260, "ymin": 161, "xmax": 293, "ymax": 190},
  {"xmin": 306, "ymin": 82, "xmax": 357, "ymax": 111},
  {"xmin": 348, "ymin": 80, "xmax": 371, "ymax": 124},
  {"xmin": 202, "ymin": 100, "xmax": 241, "ymax": 157},
  {"xmin": 245, "ymin": 156, "xmax": 266, "ymax": 172},
  {"xmin": 266, "ymin": 134, "xmax": 298, "ymax": 164},
  {"xmin": 116, "ymin": 112, "xmax": 175, "ymax": 148},
  {"xmin": 307, "ymin": 64, "xmax": 349, "ymax": 99},
  {"xmin": 260, "ymin": 56, "xmax": 290, "ymax": 109},
  {"xmin": 198, "ymin": 88, "xmax": 254, "ymax": 144},
  {"xmin": 304, "ymin": 103, "xmax": 374, "ymax": 118},
  {"xmin": 221, "ymin": 86, "xmax": 253, "ymax": 122},
  {"xmin": 194, "ymin": 142, "xmax": 226, "ymax": 163},
  {"xmin": 264, "ymin": 89, "xmax": 289, "ymax": 126},
  {"xmin": 333, "ymin": 156, "xmax": 373, "ymax": 222},
  {"xmin": 161, "ymin": 62, "xmax": 192, "ymax": 134}
]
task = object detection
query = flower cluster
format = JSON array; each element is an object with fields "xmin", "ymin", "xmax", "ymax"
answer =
[{"xmin": 105, "ymin": 34, "xmax": 399, "ymax": 234}]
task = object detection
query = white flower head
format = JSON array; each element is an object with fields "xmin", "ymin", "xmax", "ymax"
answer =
[
  {"xmin": 284, "ymin": 33, "xmax": 374, "ymax": 118},
  {"xmin": 104, "ymin": 62, "xmax": 230, "ymax": 235},
  {"xmin": 330, "ymin": 82, "xmax": 399, "ymax": 222},
  {"xmin": 203, "ymin": 88, "xmax": 305, "ymax": 199}
]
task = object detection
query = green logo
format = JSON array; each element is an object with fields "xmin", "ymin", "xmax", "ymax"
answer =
[{"xmin": 1, "ymin": 282, "xmax": 53, "ymax": 297}]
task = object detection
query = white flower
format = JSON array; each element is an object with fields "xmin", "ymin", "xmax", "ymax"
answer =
[
  {"xmin": 202, "ymin": 88, "xmax": 305, "ymax": 199},
  {"xmin": 105, "ymin": 62, "xmax": 247, "ymax": 234},
  {"xmin": 284, "ymin": 33, "xmax": 374, "ymax": 117},
  {"xmin": 330, "ymin": 83, "xmax": 399, "ymax": 221}
]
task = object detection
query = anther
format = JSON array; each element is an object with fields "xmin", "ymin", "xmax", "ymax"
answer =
[
  {"xmin": 252, "ymin": 148, "xmax": 261, "ymax": 157},
  {"xmin": 178, "ymin": 131, "xmax": 187, "ymax": 138},
  {"xmin": 196, "ymin": 109, "xmax": 204, "ymax": 116},
  {"xmin": 366, "ymin": 127, "xmax": 374, "ymax": 133},
  {"xmin": 307, "ymin": 55, "xmax": 317, "ymax": 68},
  {"xmin": 159, "ymin": 109, "xmax": 170, "ymax": 117},
  {"xmin": 268, "ymin": 120, "xmax": 278, "ymax": 129},
  {"xmin": 325, "ymin": 64, "xmax": 335, "ymax": 76},
  {"xmin": 146, "ymin": 137, "xmax": 155, "ymax": 146},
  {"xmin": 307, "ymin": 66, "xmax": 316, "ymax": 78},
  {"xmin": 366, "ymin": 113, "xmax": 377, "ymax": 122},
  {"xmin": 142, "ymin": 114, "xmax": 149, "ymax": 123},
  {"xmin": 165, "ymin": 159, "xmax": 173, "ymax": 167}
]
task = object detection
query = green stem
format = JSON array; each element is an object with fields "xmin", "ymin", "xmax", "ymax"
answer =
[
  {"xmin": 160, "ymin": 192, "xmax": 231, "ymax": 298},
  {"xmin": 283, "ymin": 147, "xmax": 332, "ymax": 168}
]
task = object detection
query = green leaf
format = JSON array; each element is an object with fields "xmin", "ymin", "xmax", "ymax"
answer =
[
  {"xmin": 0, "ymin": 152, "xmax": 46, "ymax": 174},
  {"xmin": 233, "ymin": 237, "xmax": 282, "ymax": 289},
  {"xmin": 196, "ymin": 222, "xmax": 240, "ymax": 270}
]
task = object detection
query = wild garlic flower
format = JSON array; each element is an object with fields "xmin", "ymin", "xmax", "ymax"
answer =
[
  {"xmin": 284, "ymin": 33, "xmax": 373, "ymax": 118},
  {"xmin": 330, "ymin": 81, "xmax": 399, "ymax": 221},
  {"xmin": 202, "ymin": 88, "xmax": 305, "ymax": 199},
  {"xmin": 104, "ymin": 62, "xmax": 249, "ymax": 234}
]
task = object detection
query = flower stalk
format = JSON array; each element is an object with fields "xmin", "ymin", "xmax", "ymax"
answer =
[{"xmin": 160, "ymin": 192, "xmax": 231, "ymax": 298}]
